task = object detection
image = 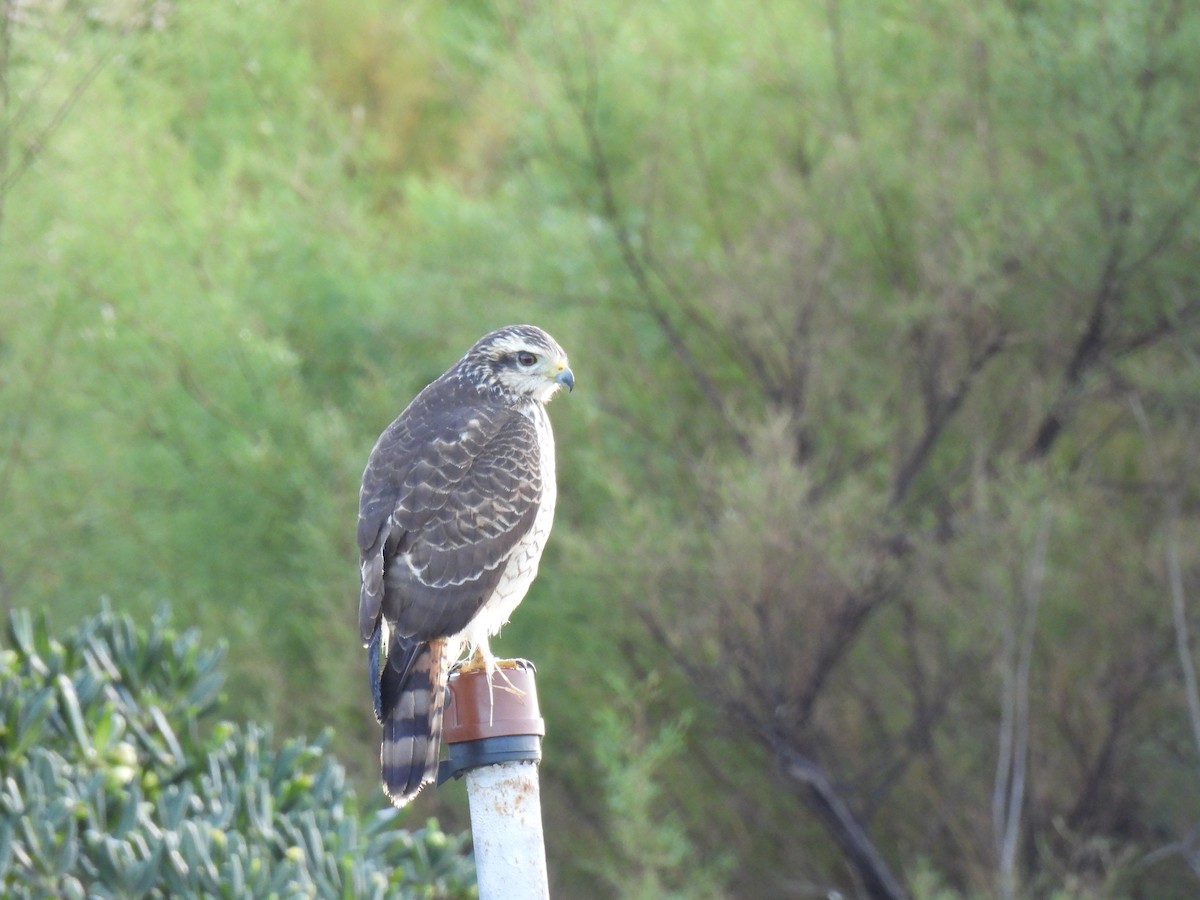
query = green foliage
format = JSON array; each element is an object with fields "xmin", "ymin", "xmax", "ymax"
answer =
[
  {"xmin": 588, "ymin": 677, "xmax": 731, "ymax": 900},
  {"xmin": 3, "ymin": 0, "xmax": 1200, "ymax": 897},
  {"xmin": 0, "ymin": 605, "xmax": 475, "ymax": 899}
]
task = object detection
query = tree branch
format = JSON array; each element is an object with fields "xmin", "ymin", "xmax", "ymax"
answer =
[
  {"xmin": 891, "ymin": 331, "xmax": 1005, "ymax": 507},
  {"xmin": 773, "ymin": 741, "xmax": 910, "ymax": 900},
  {"xmin": 994, "ymin": 505, "xmax": 1052, "ymax": 900},
  {"xmin": 1129, "ymin": 394, "xmax": 1200, "ymax": 760},
  {"xmin": 554, "ymin": 22, "xmax": 749, "ymax": 450}
]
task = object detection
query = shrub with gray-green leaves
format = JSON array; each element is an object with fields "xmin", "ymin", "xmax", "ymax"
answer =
[{"xmin": 0, "ymin": 604, "xmax": 475, "ymax": 899}]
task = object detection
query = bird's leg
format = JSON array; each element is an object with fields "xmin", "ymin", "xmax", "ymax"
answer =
[
  {"xmin": 455, "ymin": 644, "xmax": 492, "ymax": 676},
  {"xmin": 452, "ymin": 638, "xmax": 502, "ymax": 720},
  {"xmin": 453, "ymin": 639, "xmax": 528, "ymax": 704}
]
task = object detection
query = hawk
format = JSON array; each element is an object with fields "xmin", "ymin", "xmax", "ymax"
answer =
[{"xmin": 357, "ymin": 324, "xmax": 574, "ymax": 807}]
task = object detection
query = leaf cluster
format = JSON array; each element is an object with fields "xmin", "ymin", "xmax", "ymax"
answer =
[{"xmin": 0, "ymin": 605, "xmax": 474, "ymax": 899}]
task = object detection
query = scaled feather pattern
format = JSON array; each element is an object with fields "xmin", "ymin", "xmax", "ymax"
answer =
[{"xmin": 356, "ymin": 324, "xmax": 573, "ymax": 806}]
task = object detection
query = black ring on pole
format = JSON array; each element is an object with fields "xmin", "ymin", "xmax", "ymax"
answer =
[{"xmin": 437, "ymin": 734, "xmax": 543, "ymax": 786}]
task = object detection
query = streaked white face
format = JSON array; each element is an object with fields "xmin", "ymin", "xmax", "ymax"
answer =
[{"xmin": 491, "ymin": 332, "xmax": 574, "ymax": 403}]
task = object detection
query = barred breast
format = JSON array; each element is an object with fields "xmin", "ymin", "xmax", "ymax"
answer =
[{"xmin": 462, "ymin": 402, "xmax": 556, "ymax": 650}]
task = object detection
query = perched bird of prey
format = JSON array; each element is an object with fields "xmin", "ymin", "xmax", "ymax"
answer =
[{"xmin": 357, "ymin": 324, "xmax": 574, "ymax": 807}]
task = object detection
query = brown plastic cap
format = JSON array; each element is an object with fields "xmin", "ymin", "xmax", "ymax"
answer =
[{"xmin": 443, "ymin": 665, "xmax": 546, "ymax": 744}]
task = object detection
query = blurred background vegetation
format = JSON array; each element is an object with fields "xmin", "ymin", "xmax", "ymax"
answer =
[{"xmin": 2, "ymin": 0, "xmax": 1199, "ymax": 896}]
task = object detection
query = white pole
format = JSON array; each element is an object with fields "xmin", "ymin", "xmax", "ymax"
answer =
[
  {"xmin": 442, "ymin": 664, "xmax": 549, "ymax": 899},
  {"xmin": 465, "ymin": 761, "xmax": 550, "ymax": 900}
]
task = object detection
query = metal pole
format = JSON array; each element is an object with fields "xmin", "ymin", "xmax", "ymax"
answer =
[
  {"xmin": 440, "ymin": 663, "xmax": 549, "ymax": 900},
  {"xmin": 465, "ymin": 761, "xmax": 548, "ymax": 898}
]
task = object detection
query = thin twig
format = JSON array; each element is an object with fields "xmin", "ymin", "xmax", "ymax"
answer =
[
  {"xmin": 554, "ymin": 18, "xmax": 748, "ymax": 449},
  {"xmin": 1, "ymin": 47, "xmax": 111, "ymax": 195}
]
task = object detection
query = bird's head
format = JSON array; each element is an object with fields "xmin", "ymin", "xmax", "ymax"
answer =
[{"xmin": 462, "ymin": 324, "xmax": 574, "ymax": 403}]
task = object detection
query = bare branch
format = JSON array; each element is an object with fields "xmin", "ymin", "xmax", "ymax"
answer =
[
  {"xmin": 994, "ymin": 505, "xmax": 1052, "ymax": 900},
  {"xmin": 773, "ymin": 742, "xmax": 910, "ymax": 900},
  {"xmin": 1129, "ymin": 394, "xmax": 1200, "ymax": 761},
  {"xmin": 891, "ymin": 330, "xmax": 1006, "ymax": 507},
  {"xmin": 1025, "ymin": 252, "xmax": 1121, "ymax": 460}
]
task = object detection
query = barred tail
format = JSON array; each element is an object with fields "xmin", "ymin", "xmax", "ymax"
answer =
[{"xmin": 380, "ymin": 637, "xmax": 446, "ymax": 807}]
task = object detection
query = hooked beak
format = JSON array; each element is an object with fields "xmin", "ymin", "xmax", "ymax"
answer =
[{"xmin": 555, "ymin": 366, "xmax": 575, "ymax": 393}]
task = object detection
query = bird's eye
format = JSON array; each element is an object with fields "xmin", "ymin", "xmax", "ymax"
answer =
[{"xmin": 516, "ymin": 351, "xmax": 537, "ymax": 367}]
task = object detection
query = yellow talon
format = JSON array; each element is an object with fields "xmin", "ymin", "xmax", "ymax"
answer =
[
  {"xmin": 456, "ymin": 647, "xmax": 489, "ymax": 675},
  {"xmin": 496, "ymin": 657, "xmax": 534, "ymax": 671}
]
